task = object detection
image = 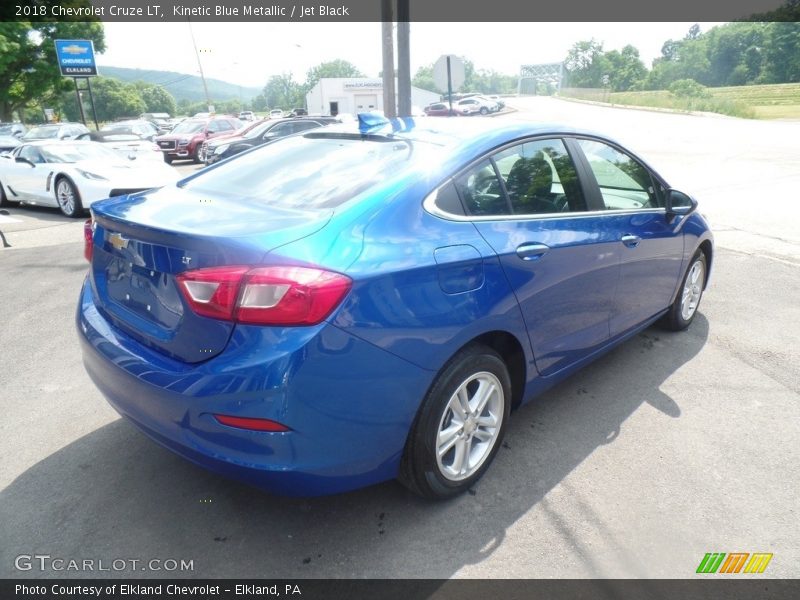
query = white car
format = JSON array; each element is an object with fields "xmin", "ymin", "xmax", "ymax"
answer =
[
  {"xmin": 0, "ymin": 141, "xmax": 180, "ymax": 217},
  {"xmin": 76, "ymin": 131, "xmax": 164, "ymax": 163},
  {"xmin": 454, "ymin": 98, "xmax": 483, "ymax": 116},
  {"xmin": 269, "ymin": 109, "xmax": 284, "ymax": 118}
]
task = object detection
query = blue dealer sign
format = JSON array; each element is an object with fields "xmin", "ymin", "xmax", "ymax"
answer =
[{"xmin": 54, "ymin": 40, "xmax": 98, "ymax": 77}]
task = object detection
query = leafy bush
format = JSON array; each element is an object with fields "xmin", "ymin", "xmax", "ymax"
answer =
[{"xmin": 669, "ymin": 79, "xmax": 710, "ymax": 98}]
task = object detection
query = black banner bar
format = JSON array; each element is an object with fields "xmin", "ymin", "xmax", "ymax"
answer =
[
  {"xmin": 1, "ymin": 0, "xmax": 798, "ymax": 22},
  {"xmin": 3, "ymin": 579, "xmax": 800, "ymax": 600}
]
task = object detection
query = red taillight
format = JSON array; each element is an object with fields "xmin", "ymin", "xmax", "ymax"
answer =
[
  {"xmin": 83, "ymin": 218, "xmax": 94, "ymax": 262},
  {"xmin": 176, "ymin": 266, "xmax": 249, "ymax": 320},
  {"xmin": 214, "ymin": 414, "xmax": 290, "ymax": 432},
  {"xmin": 176, "ymin": 265, "xmax": 351, "ymax": 326}
]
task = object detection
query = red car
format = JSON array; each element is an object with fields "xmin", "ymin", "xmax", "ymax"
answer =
[
  {"xmin": 155, "ymin": 116, "xmax": 242, "ymax": 164},
  {"xmin": 424, "ymin": 102, "xmax": 458, "ymax": 117}
]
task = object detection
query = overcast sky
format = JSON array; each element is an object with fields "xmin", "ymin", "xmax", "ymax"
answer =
[{"xmin": 96, "ymin": 22, "xmax": 724, "ymax": 88}]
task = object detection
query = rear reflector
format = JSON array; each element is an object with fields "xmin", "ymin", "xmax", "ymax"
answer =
[
  {"xmin": 83, "ymin": 218, "xmax": 94, "ymax": 262},
  {"xmin": 177, "ymin": 265, "xmax": 351, "ymax": 326},
  {"xmin": 214, "ymin": 414, "xmax": 290, "ymax": 432}
]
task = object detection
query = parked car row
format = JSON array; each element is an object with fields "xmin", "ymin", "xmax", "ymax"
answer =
[
  {"xmin": 155, "ymin": 116, "xmax": 243, "ymax": 164},
  {"xmin": 201, "ymin": 116, "xmax": 339, "ymax": 165},
  {"xmin": 425, "ymin": 94, "xmax": 505, "ymax": 117}
]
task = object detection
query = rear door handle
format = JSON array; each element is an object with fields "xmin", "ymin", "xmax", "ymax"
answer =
[
  {"xmin": 516, "ymin": 243, "xmax": 550, "ymax": 261},
  {"xmin": 621, "ymin": 234, "xmax": 641, "ymax": 248}
]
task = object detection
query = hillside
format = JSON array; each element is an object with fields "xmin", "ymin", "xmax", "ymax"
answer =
[{"xmin": 98, "ymin": 66, "xmax": 262, "ymax": 102}]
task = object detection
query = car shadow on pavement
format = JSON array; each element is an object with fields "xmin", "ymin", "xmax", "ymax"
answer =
[{"xmin": 0, "ymin": 316, "xmax": 708, "ymax": 579}]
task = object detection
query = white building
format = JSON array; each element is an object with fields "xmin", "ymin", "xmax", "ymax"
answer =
[{"xmin": 305, "ymin": 78, "xmax": 440, "ymax": 117}]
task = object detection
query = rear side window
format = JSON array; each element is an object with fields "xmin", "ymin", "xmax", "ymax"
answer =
[
  {"xmin": 182, "ymin": 135, "xmax": 418, "ymax": 209},
  {"xmin": 454, "ymin": 159, "xmax": 510, "ymax": 216}
]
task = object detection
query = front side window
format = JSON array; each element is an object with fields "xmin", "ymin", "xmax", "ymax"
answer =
[
  {"xmin": 577, "ymin": 139, "xmax": 660, "ymax": 210},
  {"xmin": 493, "ymin": 139, "xmax": 586, "ymax": 214},
  {"xmin": 19, "ymin": 146, "xmax": 44, "ymax": 163}
]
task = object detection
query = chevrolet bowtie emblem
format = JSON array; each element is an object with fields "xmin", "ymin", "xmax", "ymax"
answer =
[{"xmin": 108, "ymin": 233, "xmax": 129, "ymax": 250}]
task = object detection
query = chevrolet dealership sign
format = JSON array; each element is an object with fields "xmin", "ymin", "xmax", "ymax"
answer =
[{"xmin": 54, "ymin": 40, "xmax": 98, "ymax": 77}]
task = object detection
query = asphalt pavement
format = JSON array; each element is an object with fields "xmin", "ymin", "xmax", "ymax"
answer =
[{"xmin": 1, "ymin": 98, "xmax": 798, "ymax": 578}]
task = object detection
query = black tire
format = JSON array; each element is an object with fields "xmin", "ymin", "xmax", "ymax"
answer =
[
  {"xmin": 0, "ymin": 181, "xmax": 19, "ymax": 207},
  {"xmin": 54, "ymin": 176, "xmax": 84, "ymax": 218},
  {"xmin": 660, "ymin": 250, "xmax": 707, "ymax": 331},
  {"xmin": 163, "ymin": 154, "xmax": 173, "ymax": 164},
  {"xmin": 479, "ymin": 106, "xmax": 489, "ymax": 116},
  {"xmin": 399, "ymin": 344, "xmax": 511, "ymax": 499},
  {"xmin": 192, "ymin": 144, "xmax": 202, "ymax": 164}
]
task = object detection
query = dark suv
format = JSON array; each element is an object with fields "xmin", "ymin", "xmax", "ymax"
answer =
[
  {"xmin": 154, "ymin": 116, "xmax": 242, "ymax": 163},
  {"xmin": 202, "ymin": 116, "xmax": 338, "ymax": 164}
]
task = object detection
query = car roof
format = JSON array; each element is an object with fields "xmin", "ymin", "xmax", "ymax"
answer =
[{"xmin": 313, "ymin": 117, "xmax": 622, "ymax": 168}]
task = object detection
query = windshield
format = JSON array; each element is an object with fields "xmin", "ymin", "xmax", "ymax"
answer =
[
  {"xmin": 40, "ymin": 143, "xmax": 122, "ymax": 163},
  {"xmin": 242, "ymin": 121, "xmax": 274, "ymax": 139},
  {"xmin": 171, "ymin": 120, "xmax": 205, "ymax": 134},
  {"xmin": 23, "ymin": 126, "xmax": 60, "ymax": 140},
  {"xmin": 182, "ymin": 134, "xmax": 421, "ymax": 209},
  {"xmin": 0, "ymin": 125, "xmax": 16, "ymax": 135}
]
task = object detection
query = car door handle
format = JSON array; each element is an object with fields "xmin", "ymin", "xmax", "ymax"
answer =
[
  {"xmin": 621, "ymin": 234, "xmax": 641, "ymax": 248},
  {"xmin": 516, "ymin": 243, "xmax": 550, "ymax": 261}
]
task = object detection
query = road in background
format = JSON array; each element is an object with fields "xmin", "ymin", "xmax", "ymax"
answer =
[{"xmin": 1, "ymin": 99, "xmax": 798, "ymax": 578}]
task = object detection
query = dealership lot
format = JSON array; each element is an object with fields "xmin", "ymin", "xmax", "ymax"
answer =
[{"xmin": 1, "ymin": 99, "xmax": 798, "ymax": 578}]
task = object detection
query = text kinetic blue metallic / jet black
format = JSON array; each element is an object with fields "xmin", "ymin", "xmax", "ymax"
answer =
[{"xmin": 77, "ymin": 116, "xmax": 713, "ymax": 498}]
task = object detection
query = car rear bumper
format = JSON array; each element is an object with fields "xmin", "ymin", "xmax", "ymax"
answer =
[{"xmin": 76, "ymin": 278, "xmax": 432, "ymax": 496}]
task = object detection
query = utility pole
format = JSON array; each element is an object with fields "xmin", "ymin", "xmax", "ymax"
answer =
[
  {"xmin": 396, "ymin": 0, "xmax": 411, "ymax": 117},
  {"xmin": 188, "ymin": 20, "xmax": 212, "ymax": 114},
  {"xmin": 380, "ymin": 0, "xmax": 396, "ymax": 118}
]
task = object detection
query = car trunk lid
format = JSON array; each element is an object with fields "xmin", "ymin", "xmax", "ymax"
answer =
[{"xmin": 88, "ymin": 186, "xmax": 332, "ymax": 363}]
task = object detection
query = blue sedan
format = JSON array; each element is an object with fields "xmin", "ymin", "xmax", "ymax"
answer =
[{"xmin": 77, "ymin": 116, "xmax": 713, "ymax": 498}]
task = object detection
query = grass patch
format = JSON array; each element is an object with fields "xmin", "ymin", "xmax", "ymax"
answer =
[
  {"xmin": 562, "ymin": 83, "xmax": 800, "ymax": 119},
  {"xmin": 605, "ymin": 90, "xmax": 757, "ymax": 119}
]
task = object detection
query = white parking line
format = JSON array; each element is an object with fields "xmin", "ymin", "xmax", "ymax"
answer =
[{"xmin": 0, "ymin": 214, "xmax": 22, "ymax": 224}]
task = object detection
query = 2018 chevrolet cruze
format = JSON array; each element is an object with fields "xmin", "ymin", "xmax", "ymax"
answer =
[{"xmin": 77, "ymin": 116, "xmax": 713, "ymax": 499}]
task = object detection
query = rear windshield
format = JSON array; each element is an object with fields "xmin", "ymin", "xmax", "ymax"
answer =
[{"xmin": 181, "ymin": 134, "xmax": 421, "ymax": 209}]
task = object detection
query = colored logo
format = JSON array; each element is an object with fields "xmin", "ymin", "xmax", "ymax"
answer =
[
  {"xmin": 696, "ymin": 552, "xmax": 773, "ymax": 574},
  {"xmin": 108, "ymin": 233, "xmax": 129, "ymax": 250},
  {"xmin": 62, "ymin": 44, "xmax": 89, "ymax": 55}
]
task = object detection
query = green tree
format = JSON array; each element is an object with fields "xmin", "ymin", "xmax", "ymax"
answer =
[
  {"xmin": 412, "ymin": 65, "xmax": 436, "ymax": 93},
  {"xmin": 140, "ymin": 84, "xmax": 177, "ymax": 115},
  {"xmin": 59, "ymin": 77, "xmax": 145, "ymax": 122},
  {"xmin": 304, "ymin": 60, "xmax": 365, "ymax": 92},
  {"xmin": 251, "ymin": 93, "xmax": 267, "ymax": 112},
  {"xmin": 604, "ymin": 45, "xmax": 647, "ymax": 91},
  {"xmin": 263, "ymin": 73, "xmax": 303, "ymax": 110},
  {"xmin": 0, "ymin": 22, "xmax": 105, "ymax": 121},
  {"xmin": 564, "ymin": 39, "xmax": 609, "ymax": 88},
  {"xmin": 763, "ymin": 22, "xmax": 800, "ymax": 83}
]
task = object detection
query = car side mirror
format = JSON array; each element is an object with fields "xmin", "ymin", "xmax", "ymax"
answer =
[{"xmin": 665, "ymin": 189, "xmax": 698, "ymax": 218}]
